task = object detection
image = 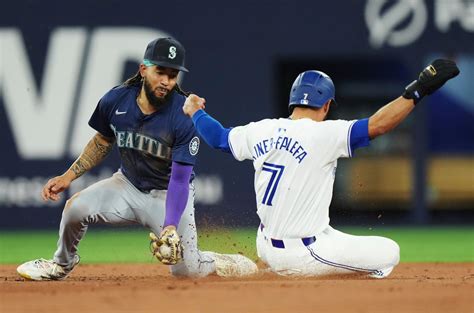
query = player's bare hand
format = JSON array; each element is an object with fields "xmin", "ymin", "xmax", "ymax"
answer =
[
  {"xmin": 41, "ymin": 172, "xmax": 74, "ymax": 202},
  {"xmin": 183, "ymin": 94, "xmax": 206, "ymax": 117}
]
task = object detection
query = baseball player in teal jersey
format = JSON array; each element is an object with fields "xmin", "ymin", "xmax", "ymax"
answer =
[
  {"xmin": 183, "ymin": 59, "xmax": 459, "ymax": 277},
  {"xmin": 17, "ymin": 37, "xmax": 257, "ymax": 281}
]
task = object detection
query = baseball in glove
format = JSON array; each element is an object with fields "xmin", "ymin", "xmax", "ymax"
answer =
[{"xmin": 149, "ymin": 226, "xmax": 184, "ymax": 265}]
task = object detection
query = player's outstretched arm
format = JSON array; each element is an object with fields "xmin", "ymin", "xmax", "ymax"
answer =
[
  {"xmin": 148, "ymin": 162, "xmax": 192, "ymax": 266},
  {"xmin": 183, "ymin": 94, "xmax": 232, "ymax": 153},
  {"xmin": 41, "ymin": 132, "xmax": 115, "ymax": 201},
  {"xmin": 368, "ymin": 59, "xmax": 459, "ymax": 139},
  {"xmin": 368, "ymin": 96, "xmax": 415, "ymax": 139},
  {"xmin": 163, "ymin": 162, "xmax": 193, "ymax": 228}
]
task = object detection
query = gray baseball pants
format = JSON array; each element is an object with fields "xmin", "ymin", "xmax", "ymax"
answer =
[{"xmin": 53, "ymin": 170, "xmax": 216, "ymax": 277}]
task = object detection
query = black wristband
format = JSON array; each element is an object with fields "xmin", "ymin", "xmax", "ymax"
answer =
[{"xmin": 402, "ymin": 80, "xmax": 423, "ymax": 105}]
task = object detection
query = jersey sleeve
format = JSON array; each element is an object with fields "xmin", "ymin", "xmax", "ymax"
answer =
[
  {"xmin": 349, "ymin": 118, "xmax": 370, "ymax": 155},
  {"xmin": 192, "ymin": 109, "xmax": 231, "ymax": 153},
  {"xmin": 88, "ymin": 92, "xmax": 115, "ymax": 138},
  {"xmin": 172, "ymin": 113, "xmax": 200, "ymax": 165},
  {"xmin": 228, "ymin": 122, "xmax": 257, "ymax": 161},
  {"xmin": 326, "ymin": 119, "xmax": 370, "ymax": 159}
]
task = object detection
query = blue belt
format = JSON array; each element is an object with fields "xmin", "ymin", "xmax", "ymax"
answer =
[{"xmin": 260, "ymin": 224, "xmax": 316, "ymax": 249}]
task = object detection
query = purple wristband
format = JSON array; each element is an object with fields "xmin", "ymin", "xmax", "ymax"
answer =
[{"xmin": 163, "ymin": 162, "xmax": 193, "ymax": 228}]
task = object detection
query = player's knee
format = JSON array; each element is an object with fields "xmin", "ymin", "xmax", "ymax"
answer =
[
  {"xmin": 386, "ymin": 238, "xmax": 400, "ymax": 266},
  {"xmin": 62, "ymin": 194, "xmax": 90, "ymax": 224},
  {"xmin": 170, "ymin": 250, "xmax": 210, "ymax": 278},
  {"xmin": 170, "ymin": 265, "xmax": 189, "ymax": 277},
  {"xmin": 170, "ymin": 262, "xmax": 200, "ymax": 278}
]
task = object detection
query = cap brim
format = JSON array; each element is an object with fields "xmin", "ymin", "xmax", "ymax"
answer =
[{"xmin": 150, "ymin": 61, "xmax": 189, "ymax": 72}]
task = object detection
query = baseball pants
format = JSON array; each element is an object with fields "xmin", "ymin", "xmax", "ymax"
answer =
[
  {"xmin": 257, "ymin": 224, "xmax": 399, "ymax": 277},
  {"xmin": 53, "ymin": 170, "xmax": 216, "ymax": 277}
]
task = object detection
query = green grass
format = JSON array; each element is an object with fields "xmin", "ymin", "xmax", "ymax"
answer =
[
  {"xmin": 0, "ymin": 227, "xmax": 472, "ymax": 264},
  {"xmin": 343, "ymin": 227, "xmax": 474, "ymax": 262}
]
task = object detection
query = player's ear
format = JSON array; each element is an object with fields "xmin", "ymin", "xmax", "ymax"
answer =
[
  {"xmin": 139, "ymin": 63, "xmax": 147, "ymax": 78},
  {"xmin": 323, "ymin": 100, "xmax": 331, "ymax": 114}
]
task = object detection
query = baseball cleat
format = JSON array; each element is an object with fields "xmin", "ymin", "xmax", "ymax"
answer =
[
  {"xmin": 206, "ymin": 252, "xmax": 258, "ymax": 277},
  {"xmin": 17, "ymin": 255, "xmax": 80, "ymax": 281},
  {"xmin": 368, "ymin": 266, "xmax": 394, "ymax": 279}
]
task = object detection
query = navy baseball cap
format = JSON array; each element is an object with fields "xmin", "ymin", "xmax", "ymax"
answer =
[{"xmin": 143, "ymin": 37, "xmax": 189, "ymax": 72}]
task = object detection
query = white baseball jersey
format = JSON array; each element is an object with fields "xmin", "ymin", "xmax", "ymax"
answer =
[{"xmin": 228, "ymin": 118, "xmax": 356, "ymax": 239}]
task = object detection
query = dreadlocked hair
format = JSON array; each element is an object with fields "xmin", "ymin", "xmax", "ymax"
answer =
[
  {"xmin": 123, "ymin": 71, "xmax": 143, "ymax": 86},
  {"xmin": 174, "ymin": 83, "xmax": 190, "ymax": 97}
]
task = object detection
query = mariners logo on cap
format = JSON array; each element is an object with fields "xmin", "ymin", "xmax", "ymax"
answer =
[
  {"xmin": 189, "ymin": 137, "xmax": 200, "ymax": 156},
  {"xmin": 168, "ymin": 46, "xmax": 177, "ymax": 59}
]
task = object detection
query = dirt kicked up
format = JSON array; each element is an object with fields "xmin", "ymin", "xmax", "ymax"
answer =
[{"xmin": 1, "ymin": 263, "xmax": 472, "ymax": 313}]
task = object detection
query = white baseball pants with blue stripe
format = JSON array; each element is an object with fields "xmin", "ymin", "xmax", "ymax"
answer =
[{"xmin": 257, "ymin": 225, "xmax": 399, "ymax": 278}]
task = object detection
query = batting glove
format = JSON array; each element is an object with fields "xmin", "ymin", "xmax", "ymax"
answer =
[{"xmin": 403, "ymin": 59, "xmax": 460, "ymax": 105}]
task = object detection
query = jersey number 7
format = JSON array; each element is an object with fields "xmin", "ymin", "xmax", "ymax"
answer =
[{"xmin": 261, "ymin": 162, "xmax": 285, "ymax": 206}]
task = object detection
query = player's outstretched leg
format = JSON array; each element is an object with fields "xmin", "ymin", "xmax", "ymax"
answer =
[
  {"xmin": 304, "ymin": 226, "xmax": 400, "ymax": 278},
  {"xmin": 257, "ymin": 225, "xmax": 399, "ymax": 278},
  {"xmin": 17, "ymin": 173, "xmax": 139, "ymax": 281},
  {"xmin": 16, "ymin": 189, "xmax": 88, "ymax": 281}
]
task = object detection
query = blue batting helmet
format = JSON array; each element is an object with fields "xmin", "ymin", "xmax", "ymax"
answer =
[{"xmin": 288, "ymin": 70, "xmax": 336, "ymax": 111}]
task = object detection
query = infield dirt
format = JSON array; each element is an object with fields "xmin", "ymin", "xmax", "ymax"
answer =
[{"xmin": 1, "ymin": 263, "xmax": 472, "ymax": 313}]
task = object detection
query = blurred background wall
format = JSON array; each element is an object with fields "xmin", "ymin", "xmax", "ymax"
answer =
[{"xmin": 1, "ymin": 0, "xmax": 473, "ymax": 229}]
